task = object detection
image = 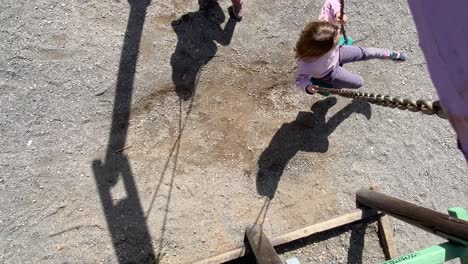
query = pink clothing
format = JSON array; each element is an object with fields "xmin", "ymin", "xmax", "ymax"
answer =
[
  {"xmin": 408, "ymin": 0, "xmax": 468, "ymax": 159},
  {"xmin": 319, "ymin": 0, "xmax": 342, "ymax": 22},
  {"xmin": 231, "ymin": 0, "xmax": 244, "ymax": 18},
  {"xmin": 295, "ymin": 47, "xmax": 340, "ymax": 92}
]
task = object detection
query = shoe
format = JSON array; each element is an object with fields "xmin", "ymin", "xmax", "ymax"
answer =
[{"xmin": 388, "ymin": 51, "xmax": 406, "ymax": 61}]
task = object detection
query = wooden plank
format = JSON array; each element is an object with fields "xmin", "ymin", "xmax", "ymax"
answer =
[
  {"xmin": 370, "ymin": 186, "xmax": 398, "ymax": 260},
  {"xmin": 191, "ymin": 247, "xmax": 245, "ymax": 264},
  {"xmin": 190, "ymin": 208, "xmax": 379, "ymax": 264},
  {"xmin": 378, "ymin": 214, "xmax": 398, "ymax": 260},
  {"xmin": 245, "ymin": 224, "xmax": 282, "ymax": 264},
  {"xmin": 270, "ymin": 208, "xmax": 376, "ymax": 246}
]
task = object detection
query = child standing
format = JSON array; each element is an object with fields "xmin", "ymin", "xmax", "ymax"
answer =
[{"xmin": 294, "ymin": 21, "xmax": 406, "ymax": 94}]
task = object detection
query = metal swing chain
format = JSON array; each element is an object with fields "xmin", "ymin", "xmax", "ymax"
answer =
[
  {"xmin": 317, "ymin": 88, "xmax": 448, "ymax": 119},
  {"xmin": 330, "ymin": 2, "xmax": 445, "ymax": 119},
  {"xmin": 339, "ymin": 0, "xmax": 348, "ymax": 44}
]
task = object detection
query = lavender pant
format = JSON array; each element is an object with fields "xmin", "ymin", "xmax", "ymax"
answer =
[{"xmin": 319, "ymin": 45, "xmax": 389, "ymax": 89}]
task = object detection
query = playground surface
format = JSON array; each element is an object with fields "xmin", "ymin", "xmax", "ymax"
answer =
[{"xmin": 0, "ymin": 0, "xmax": 467, "ymax": 263}]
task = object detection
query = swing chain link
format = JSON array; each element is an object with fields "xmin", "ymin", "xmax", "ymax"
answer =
[
  {"xmin": 339, "ymin": 0, "xmax": 348, "ymax": 44},
  {"xmin": 320, "ymin": 88, "xmax": 448, "ymax": 119}
]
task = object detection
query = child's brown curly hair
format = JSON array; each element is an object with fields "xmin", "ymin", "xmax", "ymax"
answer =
[{"xmin": 295, "ymin": 21, "xmax": 340, "ymax": 59}]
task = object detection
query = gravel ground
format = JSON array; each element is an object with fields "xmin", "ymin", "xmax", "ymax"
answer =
[{"xmin": 0, "ymin": 0, "xmax": 466, "ymax": 263}]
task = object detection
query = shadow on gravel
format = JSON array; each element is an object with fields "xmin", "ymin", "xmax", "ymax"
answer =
[
  {"xmin": 346, "ymin": 221, "xmax": 368, "ymax": 264},
  {"xmin": 256, "ymin": 97, "xmax": 372, "ymax": 199},
  {"xmin": 171, "ymin": 0, "xmax": 237, "ymax": 101},
  {"xmin": 92, "ymin": 0, "xmax": 155, "ymax": 263},
  {"xmin": 145, "ymin": 98, "xmax": 194, "ymax": 261}
]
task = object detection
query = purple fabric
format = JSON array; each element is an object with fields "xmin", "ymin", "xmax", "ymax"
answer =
[
  {"xmin": 408, "ymin": 0, "xmax": 468, "ymax": 160},
  {"xmin": 295, "ymin": 47, "xmax": 340, "ymax": 92},
  {"xmin": 339, "ymin": 45, "xmax": 388, "ymax": 64},
  {"xmin": 317, "ymin": 45, "xmax": 389, "ymax": 89}
]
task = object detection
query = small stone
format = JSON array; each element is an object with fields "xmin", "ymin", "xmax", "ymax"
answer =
[{"xmin": 94, "ymin": 86, "xmax": 108, "ymax": 96}]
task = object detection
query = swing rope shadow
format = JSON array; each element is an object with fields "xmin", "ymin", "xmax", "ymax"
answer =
[{"xmin": 145, "ymin": 98, "xmax": 194, "ymax": 260}]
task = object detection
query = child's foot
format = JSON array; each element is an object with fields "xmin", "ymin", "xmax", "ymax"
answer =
[{"xmin": 388, "ymin": 51, "xmax": 406, "ymax": 61}]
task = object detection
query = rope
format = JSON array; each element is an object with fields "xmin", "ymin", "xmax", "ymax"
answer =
[
  {"xmin": 317, "ymin": 87, "xmax": 447, "ymax": 119},
  {"xmin": 339, "ymin": 0, "xmax": 348, "ymax": 45}
]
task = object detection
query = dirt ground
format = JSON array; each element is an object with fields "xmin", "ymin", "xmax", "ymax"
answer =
[{"xmin": 1, "ymin": 0, "xmax": 467, "ymax": 263}]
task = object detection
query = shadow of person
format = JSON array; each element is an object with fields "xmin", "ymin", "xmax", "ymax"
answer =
[
  {"xmin": 256, "ymin": 98, "xmax": 372, "ymax": 199},
  {"xmin": 171, "ymin": 0, "xmax": 237, "ymax": 100}
]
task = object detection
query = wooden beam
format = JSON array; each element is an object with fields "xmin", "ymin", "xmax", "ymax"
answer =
[
  {"xmin": 191, "ymin": 208, "xmax": 380, "ymax": 264},
  {"xmin": 270, "ymin": 208, "xmax": 378, "ymax": 246},
  {"xmin": 369, "ymin": 186, "xmax": 398, "ymax": 260},
  {"xmin": 191, "ymin": 247, "xmax": 245, "ymax": 264},
  {"xmin": 245, "ymin": 224, "xmax": 282, "ymax": 264},
  {"xmin": 378, "ymin": 214, "xmax": 398, "ymax": 260}
]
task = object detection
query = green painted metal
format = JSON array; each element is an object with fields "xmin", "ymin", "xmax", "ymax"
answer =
[
  {"xmin": 462, "ymin": 252, "xmax": 468, "ymax": 264},
  {"xmin": 448, "ymin": 207, "xmax": 468, "ymax": 221},
  {"xmin": 449, "ymin": 208, "xmax": 468, "ymax": 264},
  {"xmin": 382, "ymin": 242, "xmax": 468, "ymax": 264},
  {"xmin": 338, "ymin": 35, "xmax": 354, "ymax": 45},
  {"xmin": 381, "ymin": 208, "xmax": 468, "ymax": 264}
]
